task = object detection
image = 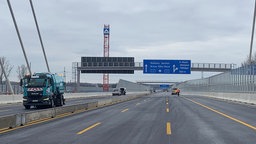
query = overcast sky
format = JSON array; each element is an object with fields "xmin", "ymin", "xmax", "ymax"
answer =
[{"xmin": 0, "ymin": 0, "xmax": 255, "ymax": 83}]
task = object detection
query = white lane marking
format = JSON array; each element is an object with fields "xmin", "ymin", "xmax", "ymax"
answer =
[{"xmin": 0, "ymin": 109, "xmax": 9, "ymax": 112}]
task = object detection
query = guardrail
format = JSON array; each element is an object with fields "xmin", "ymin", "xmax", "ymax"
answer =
[{"xmin": 0, "ymin": 92, "xmax": 149, "ymax": 130}]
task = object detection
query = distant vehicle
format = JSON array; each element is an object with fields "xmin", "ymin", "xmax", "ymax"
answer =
[
  {"xmin": 112, "ymin": 87, "xmax": 126, "ymax": 96},
  {"xmin": 120, "ymin": 87, "xmax": 126, "ymax": 95},
  {"xmin": 20, "ymin": 72, "xmax": 65, "ymax": 109},
  {"xmin": 172, "ymin": 88, "xmax": 180, "ymax": 95},
  {"xmin": 112, "ymin": 88, "xmax": 121, "ymax": 96}
]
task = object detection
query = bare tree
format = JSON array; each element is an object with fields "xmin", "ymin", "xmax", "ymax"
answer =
[
  {"xmin": 241, "ymin": 56, "xmax": 250, "ymax": 67},
  {"xmin": 241, "ymin": 52, "xmax": 256, "ymax": 67},
  {"xmin": 17, "ymin": 64, "xmax": 27, "ymax": 80},
  {"xmin": 0, "ymin": 57, "xmax": 13, "ymax": 84}
]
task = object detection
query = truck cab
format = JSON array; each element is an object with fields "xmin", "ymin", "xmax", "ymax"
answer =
[{"xmin": 20, "ymin": 73, "xmax": 65, "ymax": 109}]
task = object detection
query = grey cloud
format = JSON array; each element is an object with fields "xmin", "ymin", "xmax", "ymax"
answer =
[{"xmin": 1, "ymin": 0, "xmax": 254, "ymax": 82}]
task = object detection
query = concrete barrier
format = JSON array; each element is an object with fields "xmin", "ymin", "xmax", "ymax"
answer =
[
  {"xmin": 55, "ymin": 104, "xmax": 86, "ymax": 115},
  {"xmin": 183, "ymin": 92, "xmax": 256, "ymax": 104},
  {"xmin": 87, "ymin": 101, "xmax": 98, "ymax": 109},
  {"xmin": 98, "ymin": 99, "xmax": 112, "ymax": 107},
  {"xmin": 72, "ymin": 103, "xmax": 89, "ymax": 112},
  {"xmin": 0, "ymin": 115, "xmax": 16, "ymax": 128},
  {"xmin": 24, "ymin": 109, "xmax": 54, "ymax": 124}
]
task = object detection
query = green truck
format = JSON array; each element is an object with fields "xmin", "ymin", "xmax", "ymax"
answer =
[{"xmin": 20, "ymin": 72, "xmax": 65, "ymax": 109}]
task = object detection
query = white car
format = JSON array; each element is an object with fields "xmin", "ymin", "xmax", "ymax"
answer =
[{"xmin": 112, "ymin": 88, "xmax": 121, "ymax": 96}]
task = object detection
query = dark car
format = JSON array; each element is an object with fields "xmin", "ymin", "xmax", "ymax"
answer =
[{"xmin": 120, "ymin": 87, "xmax": 126, "ymax": 95}]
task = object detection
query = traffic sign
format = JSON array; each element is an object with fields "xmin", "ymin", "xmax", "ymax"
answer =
[
  {"xmin": 160, "ymin": 84, "xmax": 170, "ymax": 89},
  {"xmin": 103, "ymin": 27, "xmax": 109, "ymax": 35},
  {"xmin": 143, "ymin": 59, "xmax": 191, "ymax": 74},
  {"xmin": 81, "ymin": 57, "xmax": 135, "ymax": 74}
]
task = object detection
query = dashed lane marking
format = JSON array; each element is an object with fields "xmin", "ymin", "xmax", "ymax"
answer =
[
  {"xmin": 136, "ymin": 103, "xmax": 140, "ymax": 106},
  {"xmin": 121, "ymin": 109, "xmax": 129, "ymax": 113},
  {"xmin": 166, "ymin": 122, "xmax": 171, "ymax": 135},
  {"xmin": 77, "ymin": 122, "xmax": 101, "ymax": 135}
]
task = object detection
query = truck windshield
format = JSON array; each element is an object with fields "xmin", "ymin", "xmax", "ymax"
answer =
[{"xmin": 27, "ymin": 78, "xmax": 46, "ymax": 87}]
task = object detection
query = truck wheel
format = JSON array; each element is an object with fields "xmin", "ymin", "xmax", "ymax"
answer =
[
  {"xmin": 56, "ymin": 95, "xmax": 64, "ymax": 107},
  {"xmin": 24, "ymin": 105, "xmax": 30, "ymax": 109},
  {"xmin": 63, "ymin": 95, "xmax": 65, "ymax": 105},
  {"xmin": 59, "ymin": 96, "xmax": 63, "ymax": 106},
  {"xmin": 50, "ymin": 99, "xmax": 55, "ymax": 108}
]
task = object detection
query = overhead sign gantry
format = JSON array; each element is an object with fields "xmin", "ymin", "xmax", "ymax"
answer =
[{"xmin": 74, "ymin": 58, "xmax": 235, "ymax": 92}]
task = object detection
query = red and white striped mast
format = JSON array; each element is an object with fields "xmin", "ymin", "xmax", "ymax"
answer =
[{"xmin": 103, "ymin": 25, "xmax": 110, "ymax": 91}]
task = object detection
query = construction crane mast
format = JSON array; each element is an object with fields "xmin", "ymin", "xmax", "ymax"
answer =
[{"xmin": 103, "ymin": 25, "xmax": 110, "ymax": 91}]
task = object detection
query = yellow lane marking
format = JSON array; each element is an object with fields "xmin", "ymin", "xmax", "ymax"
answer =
[
  {"xmin": 0, "ymin": 110, "xmax": 88, "ymax": 134},
  {"xmin": 166, "ymin": 122, "xmax": 171, "ymax": 135},
  {"xmin": 0, "ymin": 127, "xmax": 9, "ymax": 131},
  {"xmin": 77, "ymin": 122, "xmax": 101, "ymax": 135},
  {"xmin": 0, "ymin": 119, "xmax": 47, "ymax": 134},
  {"xmin": 27, "ymin": 117, "xmax": 53, "ymax": 124},
  {"xmin": 0, "ymin": 116, "xmax": 55, "ymax": 134},
  {"xmin": 56, "ymin": 113, "xmax": 73, "ymax": 117},
  {"xmin": 121, "ymin": 108, "xmax": 129, "ymax": 113},
  {"xmin": 185, "ymin": 98, "xmax": 256, "ymax": 131},
  {"xmin": 166, "ymin": 108, "xmax": 169, "ymax": 113},
  {"xmin": 0, "ymin": 128, "xmax": 17, "ymax": 134},
  {"xmin": 27, "ymin": 118, "xmax": 52, "ymax": 125}
]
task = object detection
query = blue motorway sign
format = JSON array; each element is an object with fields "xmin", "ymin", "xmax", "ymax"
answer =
[
  {"xmin": 143, "ymin": 59, "xmax": 191, "ymax": 74},
  {"xmin": 160, "ymin": 84, "xmax": 170, "ymax": 89}
]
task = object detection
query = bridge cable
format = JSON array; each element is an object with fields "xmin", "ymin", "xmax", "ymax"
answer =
[
  {"xmin": 249, "ymin": 0, "xmax": 256, "ymax": 64},
  {"xmin": 29, "ymin": 0, "xmax": 50, "ymax": 72},
  {"xmin": 7, "ymin": 0, "xmax": 32, "ymax": 75}
]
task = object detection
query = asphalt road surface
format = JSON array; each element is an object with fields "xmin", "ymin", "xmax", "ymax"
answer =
[{"xmin": 1, "ymin": 92, "xmax": 256, "ymax": 144}]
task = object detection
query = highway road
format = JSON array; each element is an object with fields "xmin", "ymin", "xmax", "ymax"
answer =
[{"xmin": 1, "ymin": 92, "xmax": 256, "ymax": 144}]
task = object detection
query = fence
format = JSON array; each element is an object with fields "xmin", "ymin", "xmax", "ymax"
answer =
[
  {"xmin": 0, "ymin": 84, "xmax": 22, "ymax": 94},
  {"xmin": 178, "ymin": 64, "xmax": 256, "ymax": 93}
]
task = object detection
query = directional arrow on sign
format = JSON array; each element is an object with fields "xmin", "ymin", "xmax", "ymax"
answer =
[
  {"xmin": 145, "ymin": 64, "xmax": 148, "ymax": 73},
  {"xmin": 173, "ymin": 65, "xmax": 178, "ymax": 72}
]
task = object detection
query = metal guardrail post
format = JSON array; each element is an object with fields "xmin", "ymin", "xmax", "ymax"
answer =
[{"xmin": 76, "ymin": 68, "xmax": 80, "ymax": 93}]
